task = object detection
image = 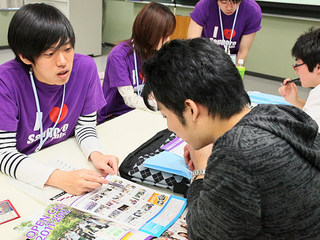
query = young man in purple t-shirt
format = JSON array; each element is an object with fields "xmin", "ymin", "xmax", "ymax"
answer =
[
  {"xmin": 188, "ymin": 0, "xmax": 261, "ymax": 65},
  {"xmin": 0, "ymin": 3, "xmax": 118, "ymax": 195}
]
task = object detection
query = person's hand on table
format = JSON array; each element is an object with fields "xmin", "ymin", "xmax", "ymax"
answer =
[
  {"xmin": 90, "ymin": 151, "xmax": 119, "ymax": 176},
  {"xmin": 46, "ymin": 169, "xmax": 108, "ymax": 195}
]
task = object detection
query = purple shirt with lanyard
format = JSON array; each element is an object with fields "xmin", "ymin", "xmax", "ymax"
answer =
[
  {"xmin": 0, "ymin": 54, "xmax": 106, "ymax": 154},
  {"xmin": 98, "ymin": 40, "xmax": 144, "ymax": 124},
  {"xmin": 190, "ymin": 0, "xmax": 261, "ymax": 55}
]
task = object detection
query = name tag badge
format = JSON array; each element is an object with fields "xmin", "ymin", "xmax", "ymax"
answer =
[
  {"xmin": 33, "ymin": 112, "xmax": 42, "ymax": 131},
  {"xmin": 133, "ymin": 83, "xmax": 144, "ymax": 94},
  {"xmin": 132, "ymin": 70, "xmax": 136, "ymax": 85}
]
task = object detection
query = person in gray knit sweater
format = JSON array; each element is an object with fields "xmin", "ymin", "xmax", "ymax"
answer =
[{"xmin": 142, "ymin": 38, "xmax": 320, "ymax": 239}]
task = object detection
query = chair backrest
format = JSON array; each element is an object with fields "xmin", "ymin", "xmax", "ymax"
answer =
[{"xmin": 170, "ymin": 15, "xmax": 191, "ymax": 40}]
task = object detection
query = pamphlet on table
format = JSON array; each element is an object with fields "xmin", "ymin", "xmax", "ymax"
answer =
[
  {"xmin": 12, "ymin": 172, "xmax": 186, "ymax": 238},
  {"xmin": 14, "ymin": 203, "xmax": 154, "ymax": 240},
  {"xmin": 9, "ymin": 158, "xmax": 186, "ymax": 237},
  {"xmin": 54, "ymin": 174, "xmax": 187, "ymax": 237}
]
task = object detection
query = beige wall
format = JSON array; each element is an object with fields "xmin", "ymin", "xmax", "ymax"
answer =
[
  {"xmin": 102, "ymin": 0, "xmax": 192, "ymax": 45},
  {"xmin": 247, "ymin": 16, "xmax": 320, "ymax": 79},
  {"xmin": 1, "ymin": 0, "xmax": 320, "ymax": 79},
  {"xmin": 0, "ymin": 10, "xmax": 15, "ymax": 47}
]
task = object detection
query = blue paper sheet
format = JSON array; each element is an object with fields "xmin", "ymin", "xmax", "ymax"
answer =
[{"xmin": 143, "ymin": 151, "xmax": 192, "ymax": 179}]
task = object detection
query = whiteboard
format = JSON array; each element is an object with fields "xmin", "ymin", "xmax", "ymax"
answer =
[{"xmin": 256, "ymin": 0, "xmax": 320, "ymax": 6}]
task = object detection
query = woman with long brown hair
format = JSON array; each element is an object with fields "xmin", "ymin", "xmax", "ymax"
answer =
[{"xmin": 98, "ymin": 2, "xmax": 176, "ymax": 124}]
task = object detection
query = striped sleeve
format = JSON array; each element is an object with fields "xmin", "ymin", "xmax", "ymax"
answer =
[
  {"xmin": 75, "ymin": 112, "xmax": 102, "ymax": 159},
  {"xmin": 0, "ymin": 130, "xmax": 56, "ymax": 188},
  {"xmin": 0, "ymin": 131, "xmax": 25, "ymax": 178}
]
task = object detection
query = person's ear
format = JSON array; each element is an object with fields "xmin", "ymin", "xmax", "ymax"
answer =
[
  {"xmin": 313, "ymin": 64, "xmax": 320, "ymax": 76},
  {"xmin": 185, "ymin": 99, "xmax": 200, "ymax": 122},
  {"xmin": 18, "ymin": 54, "xmax": 32, "ymax": 65}
]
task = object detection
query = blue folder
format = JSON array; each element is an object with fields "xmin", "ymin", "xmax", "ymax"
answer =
[
  {"xmin": 248, "ymin": 92, "xmax": 291, "ymax": 105},
  {"xmin": 143, "ymin": 151, "xmax": 192, "ymax": 180}
]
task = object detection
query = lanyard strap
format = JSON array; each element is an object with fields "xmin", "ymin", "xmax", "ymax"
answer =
[
  {"xmin": 133, "ymin": 48, "xmax": 141, "ymax": 96},
  {"xmin": 29, "ymin": 69, "xmax": 66, "ymax": 152},
  {"xmin": 218, "ymin": 7, "xmax": 239, "ymax": 54}
]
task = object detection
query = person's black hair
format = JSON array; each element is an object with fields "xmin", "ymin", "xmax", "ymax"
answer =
[
  {"xmin": 292, "ymin": 27, "xmax": 320, "ymax": 72},
  {"xmin": 8, "ymin": 3, "xmax": 75, "ymax": 65},
  {"xmin": 142, "ymin": 38, "xmax": 250, "ymax": 124},
  {"xmin": 217, "ymin": 0, "xmax": 242, "ymax": 3}
]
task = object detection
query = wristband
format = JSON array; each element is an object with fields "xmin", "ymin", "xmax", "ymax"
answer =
[{"xmin": 191, "ymin": 169, "xmax": 205, "ymax": 183}]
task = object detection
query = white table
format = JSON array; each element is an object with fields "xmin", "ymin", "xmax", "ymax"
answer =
[{"xmin": 0, "ymin": 109, "xmax": 167, "ymax": 239}]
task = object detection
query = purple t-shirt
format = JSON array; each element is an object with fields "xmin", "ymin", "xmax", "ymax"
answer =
[
  {"xmin": 0, "ymin": 54, "xmax": 106, "ymax": 154},
  {"xmin": 190, "ymin": 0, "xmax": 262, "ymax": 54},
  {"xmin": 97, "ymin": 40, "xmax": 144, "ymax": 124}
]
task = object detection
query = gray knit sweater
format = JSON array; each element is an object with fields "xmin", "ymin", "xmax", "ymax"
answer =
[{"xmin": 187, "ymin": 104, "xmax": 320, "ymax": 240}]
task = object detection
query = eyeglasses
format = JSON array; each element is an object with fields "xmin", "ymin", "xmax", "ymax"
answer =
[{"xmin": 292, "ymin": 62, "xmax": 305, "ymax": 70}]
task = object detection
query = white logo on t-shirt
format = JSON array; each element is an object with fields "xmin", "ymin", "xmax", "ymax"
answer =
[
  {"xmin": 209, "ymin": 38, "xmax": 237, "ymax": 49},
  {"xmin": 27, "ymin": 124, "xmax": 69, "ymax": 144}
]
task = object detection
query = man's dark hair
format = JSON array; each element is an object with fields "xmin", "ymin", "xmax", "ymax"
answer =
[
  {"xmin": 142, "ymin": 38, "xmax": 250, "ymax": 124},
  {"xmin": 292, "ymin": 27, "xmax": 320, "ymax": 72},
  {"xmin": 217, "ymin": 0, "xmax": 243, "ymax": 3},
  {"xmin": 8, "ymin": 3, "xmax": 75, "ymax": 65}
]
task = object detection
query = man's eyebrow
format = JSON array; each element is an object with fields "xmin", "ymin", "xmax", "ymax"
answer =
[{"xmin": 48, "ymin": 40, "xmax": 72, "ymax": 50}]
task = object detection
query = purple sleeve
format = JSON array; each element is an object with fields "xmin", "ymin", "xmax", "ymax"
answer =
[
  {"xmin": 81, "ymin": 60, "xmax": 106, "ymax": 116},
  {"xmin": 190, "ymin": 0, "xmax": 210, "ymax": 27},
  {"xmin": 0, "ymin": 80, "xmax": 18, "ymax": 131},
  {"xmin": 242, "ymin": 1, "xmax": 262, "ymax": 35},
  {"xmin": 106, "ymin": 50, "xmax": 133, "ymax": 88}
]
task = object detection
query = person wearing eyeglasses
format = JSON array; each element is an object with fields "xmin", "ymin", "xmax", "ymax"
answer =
[
  {"xmin": 279, "ymin": 27, "xmax": 320, "ymax": 131},
  {"xmin": 187, "ymin": 0, "xmax": 261, "ymax": 65}
]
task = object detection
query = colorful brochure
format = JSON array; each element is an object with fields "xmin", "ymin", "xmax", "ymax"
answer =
[
  {"xmin": 14, "ymin": 203, "xmax": 154, "ymax": 240},
  {"xmin": 52, "ymin": 175, "xmax": 187, "ymax": 237}
]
